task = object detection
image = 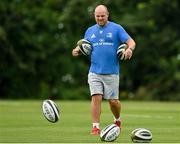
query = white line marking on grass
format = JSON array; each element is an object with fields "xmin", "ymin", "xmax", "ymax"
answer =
[{"xmin": 124, "ymin": 114, "xmax": 173, "ymax": 119}]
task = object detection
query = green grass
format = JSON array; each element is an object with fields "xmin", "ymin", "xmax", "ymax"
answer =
[{"xmin": 0, "ymin": 100, "xmax": 180, "ymax": 143}]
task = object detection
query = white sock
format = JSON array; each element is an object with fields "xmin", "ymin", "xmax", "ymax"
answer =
[
  {"xmin": 93, "ymin": 123, "xmax": 99, "ymax": 129},
  {"xmin": 114, "ymin": 117, "xmax": 121, "ymax": 121}
]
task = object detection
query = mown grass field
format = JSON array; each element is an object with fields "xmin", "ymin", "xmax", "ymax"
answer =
[{"xmin": 0, "ymin": 100, "xmax": 180, "ymax": 143}]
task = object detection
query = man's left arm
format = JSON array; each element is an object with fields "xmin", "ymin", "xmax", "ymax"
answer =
[{"xmin": 124, "ymin": 38, "xmax": 136, "ymax": 59}]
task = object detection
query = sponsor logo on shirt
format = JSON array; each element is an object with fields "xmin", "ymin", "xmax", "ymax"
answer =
[
  {"xmin": 93, "ymin": 42, "xmax": 113, "ymax": 46},
  {"xmin": 99, "ymin": 39, "xmax": 104, "ymax": 42}
]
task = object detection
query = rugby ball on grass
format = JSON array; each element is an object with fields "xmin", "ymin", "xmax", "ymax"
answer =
[
  {"xmin": 77, "ymin": 39, "xmax": 92, "ymax": 56},
  {"xmin": 117, "ymin": 43, "xmax": 128, "ymax": 60},
  {"xmin": 100, "ymin": 124, "xmax": 120, "ymax": 142},
  {"xmin": 131, "ymin": 128, "xmax": 152, "ymax": 143},
  {"xmin": 42, "ymin": 99, "xmax": 60, "ymax": 123}
]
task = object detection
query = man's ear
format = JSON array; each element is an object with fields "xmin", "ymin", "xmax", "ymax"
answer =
[{"xmin": 106, "ymin": 12, "xmax": 109, "ymax": 18}]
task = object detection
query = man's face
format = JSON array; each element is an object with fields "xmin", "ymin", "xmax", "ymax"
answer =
[{"xmin": 94, "ymin": 7, "xmax": 109, "ymax": 26}]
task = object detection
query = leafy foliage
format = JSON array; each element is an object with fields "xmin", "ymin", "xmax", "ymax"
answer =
[{"xmin": 0, "ymin": 0, "xmax": 179, "ymax": 100}]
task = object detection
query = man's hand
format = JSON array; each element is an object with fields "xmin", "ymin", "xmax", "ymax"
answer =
[
  {"xmin": 72, "ymin": 46, "xmax": 80, "ymax": 57},
  {"xmin": 123, "ymin": 48, "xmax": 133, "ymax": 60},
  {"xmin": 124, "ymin": 38, "xmax": 136, "ymax": 60}
]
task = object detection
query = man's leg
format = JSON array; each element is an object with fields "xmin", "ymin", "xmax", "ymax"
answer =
[
  {"xmin": 91, "ymin": 94, "xmax": 102, "ymax": 135},
  {"xmin": 108, "ymin": 99, "xmax": 121, "ymax": 127}
]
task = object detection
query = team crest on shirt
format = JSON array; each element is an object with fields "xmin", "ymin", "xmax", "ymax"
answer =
[
  {"xmin": 99, "ymin": 30, "xmax": 103, "ymax": 34},
  {"xmin": 106, "ymin": 32, "xmax": 112, "ymax": 38}
]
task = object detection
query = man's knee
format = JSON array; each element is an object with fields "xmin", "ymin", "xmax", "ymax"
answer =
[
  {"xmin": 92, "ymin": 94, "xmax": 103, "ymax": 103},
  {"xmin": 109, "ymin": 99, "xmax": 120, "ymax": 106}
]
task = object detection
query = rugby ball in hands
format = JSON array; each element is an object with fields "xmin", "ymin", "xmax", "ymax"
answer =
[
  {"xmin": 131, "ymin": 128, "xmax": 152, "ymax": 143},
  {"xmin": 100, "ymin": 124, "xmax": 120, "ymax": 142},
  {"xmin": 117, "ymin": 43, "xmax": 128, "ymax": 60},
  {"xmin": 77, "ymin": 39, "xmax": 92, "ymax": 56},
  {"xmin": 42, "ymin": 99, "xmax": 60, "ymax": 123}
]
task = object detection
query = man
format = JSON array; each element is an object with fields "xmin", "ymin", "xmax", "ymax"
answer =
[{"xmin": 72, "ymin": 5, "xmax": 136, "ymax": 135}]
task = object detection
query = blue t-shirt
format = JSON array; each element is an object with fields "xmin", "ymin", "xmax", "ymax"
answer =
[{"xmin": 84, "ymin": 21, "xmax": 130, "ymax": 74}]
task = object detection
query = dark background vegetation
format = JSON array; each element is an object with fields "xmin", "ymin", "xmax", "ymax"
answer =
[{"xmin": 0, "ymin": 0, "xmax": 179, "ymax": 100}]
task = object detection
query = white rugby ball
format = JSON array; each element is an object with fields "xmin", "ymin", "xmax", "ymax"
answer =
[
  {"xmin": 117, "ymin": 43, "xmax": 128, "ymax": 60},
  {"xmin": 77, "ymin": 39, "xmax": 92, "ymax": 56},
  {"xmin": 42, "ymin": 99, "xmax": 60, "ymax": 123},
  {"xmin": 100, "ymin": 124, "xmax": 120, "ymax": 142},
  {"xmin": 131, "ymin": 128, "xmax": 152, "ymax": 143}
]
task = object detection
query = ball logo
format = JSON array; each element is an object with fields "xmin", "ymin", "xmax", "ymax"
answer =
[
  {"xmin": 43, "ymin": 103, "xmax": 54, "ymax": 121},
  {"xmin": 77, "ymin": 39, "xmax": 92, "ymax": 56},
  {"xmin": 100, "ymin": 124, "xmax": 120, "ymax": 142},
  {"xmin": 82, "ymin": 44, "xmax": 91, "ymax": 55},
  {"xmin": 42, "ymin": 100, "xmax": 60, "ymax": 123}
]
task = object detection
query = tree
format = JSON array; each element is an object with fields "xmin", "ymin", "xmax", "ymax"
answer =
[{"xmin": 0, "ymin": 0, "xmax": 179, "ymax": 100}]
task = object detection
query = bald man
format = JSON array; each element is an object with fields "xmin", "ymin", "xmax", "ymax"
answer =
[{"xmin": 72, "ymin": 5, "xmax": 136, "ymax": 135}]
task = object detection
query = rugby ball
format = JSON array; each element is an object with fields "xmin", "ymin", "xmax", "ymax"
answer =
[
  {"xmin": 42, "ymin": 99, "xmax": 60, "ymax": 123},
  {"xmin": 77, "ymin": 39, "xmax": 92, "ymax": 56},
  {"xmin": 117, "ymin": 43, "xmax": 128, "ymax": 60},
  {"xmin": 131, "ymin": 128, "xmax": 152, "ymax": 143},
  {"xmin": 100, "ymin": 124, "xmax": 120, "ymax": 142}
]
